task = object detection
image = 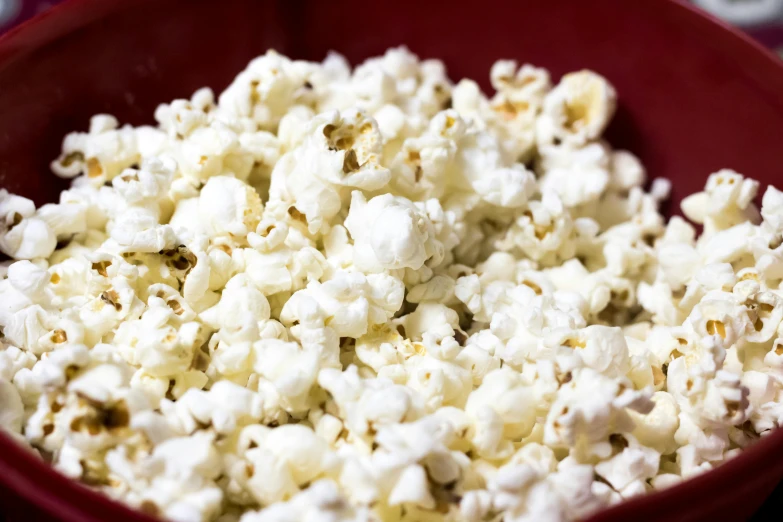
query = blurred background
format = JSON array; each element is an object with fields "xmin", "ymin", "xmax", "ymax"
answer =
[
  {"xmin": 693, "ymin": 0, "xmax": 783, "ymax": 54},
  {"xmin": 2, "ymin": 0, "xmax": 783, "ymax": 54}
]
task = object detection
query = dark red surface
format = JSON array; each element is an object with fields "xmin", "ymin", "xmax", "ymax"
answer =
[
  {"xmin": 749, "ymin": 23, "xmax": 783, "ymax": 49},
  {"xmin": 1, "ymin": 1, "xmax": 783, "ymax": 521}
]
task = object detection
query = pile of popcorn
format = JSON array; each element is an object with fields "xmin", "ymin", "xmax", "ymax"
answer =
[{"xmin": 1, "ymin": 47, "xmax": 783, "ymax": 522}]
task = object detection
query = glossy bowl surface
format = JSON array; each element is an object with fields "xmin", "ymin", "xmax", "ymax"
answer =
[{"xmin": 2, "ymin": 1, "xmax": 783, "ymax": 521}]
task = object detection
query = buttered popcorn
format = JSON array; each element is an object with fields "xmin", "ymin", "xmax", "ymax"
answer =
[{"xmin": 1, "ymin": 46, "xmax": 781, "ymax": 522}]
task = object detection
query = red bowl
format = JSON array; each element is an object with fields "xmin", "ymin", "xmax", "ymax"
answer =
[{"xmin": 2, "ymin": 1, "xmax": 783, "ymax": 521}]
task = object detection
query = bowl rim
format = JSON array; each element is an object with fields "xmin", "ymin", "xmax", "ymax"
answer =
[{"xmin": 2, "ymin": 0, "xmax": 783, "ymax": 521}]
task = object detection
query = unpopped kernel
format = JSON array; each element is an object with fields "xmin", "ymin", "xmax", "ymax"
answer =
[{"xmin": 1, "ymin": 47, "xmax": 781, "ymax": 522}]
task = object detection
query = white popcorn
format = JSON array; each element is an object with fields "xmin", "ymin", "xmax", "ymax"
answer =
[
  {"xmin": 199, "ymin": 176, "xmax": 263, "ymax": 238},
  {"xmin": 4, "ymin": 260, "xmax": 49, "ymax": 307},
  {"xmin": 239, "ymin": 480, "xmax": 368, "ymax": 522},
  {"xmin": 609, "ymin": 150, "xmax": 646, "ymax": 191},
  {"xmin": 5, "ymin": 48, "xmax": 783, "ymax": 522},
  {"xmin": 280, "ymin": 270, "xmax": 403, "ymax": 338},
  {"xmin": 114, "ymin": 294, "xmax": 206, "ymax": 379},
  {"xmin": 473, "ymin": 165, "xmax": 537, "ymax": 209},
  {"xmin": 51, "ymin": 115, "xmax": 141, "ymax": 184},
  {"xmin": 761, "ymin": 185, "xmax": 783, "ymax": 232},
  {"xmin": 142, "ymin": 431, "xmax": 224, "ymax": 520},
  {"xmin": 594, "ymin": 437, "xmax": 659, "ymax": 491},
  {"xmin": 239, "ymin": 424, "xmax": 330, "ymax": 505},
  {"xmin": 250, "ymin": 339, "xmax": 320, "ymax": 413},
  {"xmin": 318, "ymin": 365, "xmax": 427, "ymax": 440},
  {"xmin": 537, "ymin": 70, "xmax": 617, "ymax": 148},
  {"xmin": 544, "ymin": 368, "xmax": 652, "ymax": 460},
  {"xmin": 217, "ymin": 50, "xmax": 309, "ymax": 131},
  {"xmin": 154, "ymin": 89, "xmax": 213, "ymax": 139},
  {"xmin": 201, "ymin": 274, "xmax": 271, "ymax": 344},
  {"xmin": 539, "ymin": 143, "xmax": 611, "ymax": 208},
  {"xmin": 568, "ymin": 325, "xmax": 631, "ymax": 378},
  {"xmin": 682, "ymin": 169, "xmax": 759, "ymax": 234},
  {"xmin": 36, "ymin": 202, "xmax": 88, "ymax": 240},
  {"xmin": 629, "ymin": 391, "xmax": 680, "ymax": 455},
  {"xmin": 0, "ymin": 378, "xmax": 24, "ymax": 433},
  {"xmin": 345, "ymin": 192, "xmax": 444, "ymax": 272},
  {"xmin": 465, "ymin": 368, "xmax": 536, "ymax": 458},
  {"xmin": 0, "ymin": 190, "xmax": 57, "ymax": 259},
  {"xmin": 498, "ymin": 191, "xmax": 577, "ymax": 266},
  {"xmin": 267, "ymin": 108, "xmax": 390, "ymax": 235},
  {"xmin": 485, "ymin": 61, "xmax": 551, "ymax": 161},
  {"xmin": 277, "ymin": 105, "xmax": 316, "ymax": 151},
  {"xmin": 175, "ymin": 122, "xmax": 254, "ymax": 182},
  {"xmin": 68, "ymin": 362, "xmax": 134, "ymax": 404},
  {"xmin": 387, "ymin": 464, "xmax": 435, "ymax": 508},
  {"xmin": 160, "ymin": 380, "xmax": 265, "ymax": 435}
]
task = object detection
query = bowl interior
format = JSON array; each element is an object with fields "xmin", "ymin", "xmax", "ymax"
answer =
[{"xmin": 2, "ymin": 0, "xmax": 783, "ymax": 521}]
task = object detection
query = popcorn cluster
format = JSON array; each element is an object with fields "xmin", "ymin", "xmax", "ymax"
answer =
[{"xmin": 1, "ymin": 47, "xmax": 781, "ymax": 522}]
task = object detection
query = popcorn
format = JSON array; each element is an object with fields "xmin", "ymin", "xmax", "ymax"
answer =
[
  {"xmin": 594, "ymin": 436, "xmax": 660, "ymax": 491},
  {"xmin": 4, "ymin": 48, "xmax": 782, "ymax": 522},
  {"xmin": 487, "ymin": 61, "xmax": 551, "ymax": 161},
  {"xmin": 682, "ymin": 169, "xmax": 759, "ymax": 234},
  {"xmin": 0, "ymin": 190, "xmax": 57, "ymax": 259},
  {"xmin": 238, "ymin": 424, "xmax": 330, "ymax": 505},
  {"xmin": 36, "ymin": 202, "xmax": 88, "ymax": 240},
  {"xmin": 160, "ymin": 380, "xmax": 265, "ymax": 435},
  {"xmin": 154, "ymin": 89, "xmax": 213, "ymax": 139},
  {"xmin": 50, "ymin": 115, "xmax": 141, "ymax": 184},
  {"xmin": 267, "ymin": 108, "xmax": 390, "ymax": 235},
  {"xmin": 544, "ymin": 368, "xmax": 653, "ymax": 460},
  {"xmin": 539, "ymin": 143, "xmax": 611, "ymax": 208},
  {"xmin": 609, "ymin": 150, "xmax": 646, "ymax": 192},
  {"xmin": 143, "ymin": 431, "xmax": 224, "ymax": 520},
  {"xmin": 250, "ymin": 338, "xmax": 321, "ymax": 413},
  {"xmin": 568, "ymin": 325, "xmax": 631, "ymax": 378},
  {"xmin": 277, "ymin": 105, "xmax": 316, "ymax": 152},
  {"xmin": 0, "ymin": 378, "xmax": 24, "ymax": 433},
  {"xmin": 629, "ymin": 391, "xmax": 680, "ymax": 455},
  {"xmin": 199, "ymin": 176, "xmax": 263, "ymax": 238},
  {"xmin": 498, "ymin": 191, "xmax": 577, "ymax": 266},
  {"xmin": 280, "ymin": 270, "xmax": 403, "ymax": 338},
  {"xmin": 537, "ymin": 70, "xmax": 617, "ymax": 148},
  {"xmin": 217, "ymin": 50, "xmax": 310, "ymax": 131},
  {"xmin": 114, "ymin": 293, "xmax": 207, "ymax": 379},
  {"xmin": 201, "ymin": 274, "xmax": 271, "ymax": 344},
  {"xmin": 239, "ymin": 480, "xmax": 368, "ymax": 522},
  {"xmin": 68, "ymin": 362, "xmax": 134, "ymax": 404},
  {"xmin": 344, "ymin": 191, "xmax": 445, "ymax": 272},
  {"xmin": 473, "ymin": 165, "xmax": 537, "ymax": 209},
  {"xmin": 465, "ymin": 368, "xmax": 537, "ymax": 458},
  {"xmin": 3, "ymin": 306, "xmax": 52, "ymax": 358},
  {"xmin": 318, "ymin": 366, "xmax": 427, "ymax": 441},
  {"xmin": 761, "ymin": 185, "xmax": 783, "ymax": 232}
]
